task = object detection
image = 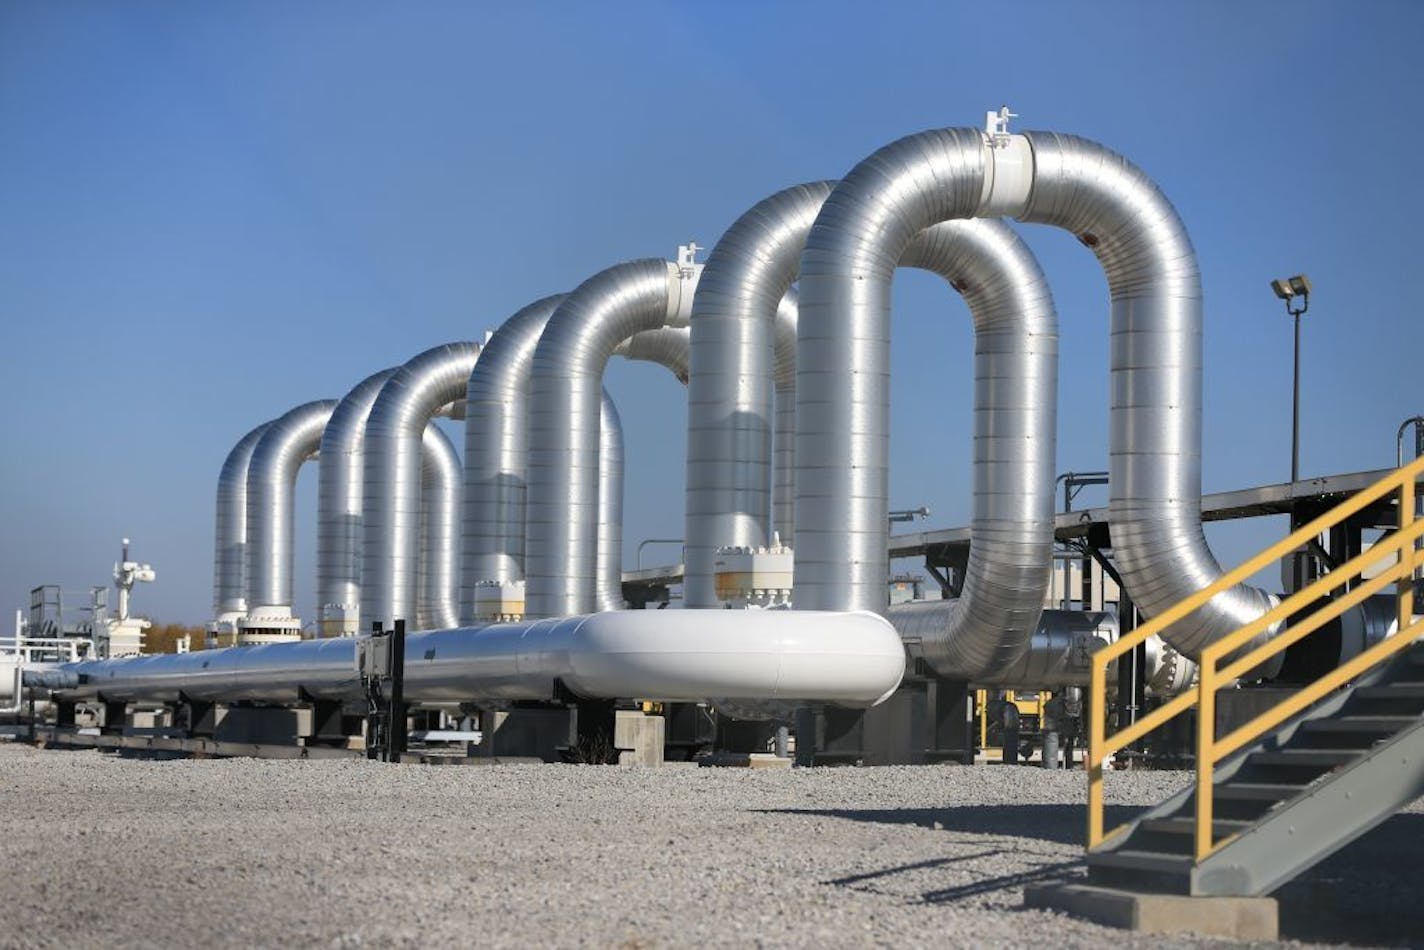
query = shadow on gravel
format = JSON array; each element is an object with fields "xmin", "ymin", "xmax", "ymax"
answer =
[
  {"xmin": 1272, "ymin": 812, "xmax": 1424, "ymax": 948},
  {"xmin": 756, "ymin": 803, "xmax": 1145, "ymax": 846},
  {"xmin": 790, "ymin": 805, "xmax": 1424, "ymax": 945},
  {"xmin": 822, "ymin": 850, "xmax": 1084, "ymax": 905}
]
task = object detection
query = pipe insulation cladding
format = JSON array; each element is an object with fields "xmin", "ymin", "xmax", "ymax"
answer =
[
  {"xmin": 796, "ymin": 126, "xmax": 1277, "ymax": 659},
  {"xmin": 603, "ymin": 325, "xmax": 692, "ymax": 609},
  {"xmin": 245, "ymin": 400, "xmax": 338, "ymax": 612},
  {"xmin": 40, "ymin": 610, "xmax": 906, "ymax": 708},
  {"xmin": 596, "ymin": 389, "xmax": 626, "ymax": 613},
  {"xmin": 772, "ymin": 289, "xmax": 799, "ymax": 544},
  {"xmin": 362, "ymin": 342, "xmax": 482, "ymax": 630},
  {"xmin": 683, "ymin": 179, "xmax": 1056, "ymax": 678},
  {"xmin": 317, "ymin": 367, "xmax": 396, "ymax": 634},
  {"xmin": 460, "ymin": 295, "xmax": 566, "ymax": 612},
  {"xmin": 417, "ymin": 423, "xmax": 462, "ymax": 630},
  {"xmin": 212, "ymin": 421, "xmax": 271, "ymax": 620},
  {"xmin": 881, "ymin": 218, "xmax": 1058, "ymax": 678},
  {"xmin": 685, "ymin": 182, "xmax": 836, "ymax": 608},
  {"xmin": 524, "ymin": 259, "xmax": 699, "ymax": 619}
]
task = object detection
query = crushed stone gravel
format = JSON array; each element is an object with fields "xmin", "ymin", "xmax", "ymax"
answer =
[{"xmin": 0, "ymin": 743, "xmax": 1418, "ymax": 948}]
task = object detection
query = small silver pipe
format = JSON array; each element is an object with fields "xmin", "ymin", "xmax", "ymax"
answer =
[{"xmin": 1397, "ymin": 415, "xmax": 1424, "ymax": 467}]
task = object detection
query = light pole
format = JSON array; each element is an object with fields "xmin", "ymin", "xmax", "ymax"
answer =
[{"xmin": 1271, "ymin": 274, "xmax": 1312, "ymax": 483}]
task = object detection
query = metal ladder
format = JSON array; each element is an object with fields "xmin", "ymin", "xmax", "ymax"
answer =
[{"xmin": 1086, "ymin": 454, "xmax": 1424, "ymax": 897}]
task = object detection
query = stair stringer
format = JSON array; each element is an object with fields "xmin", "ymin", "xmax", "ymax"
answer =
[{"xmin": 1193, "ymin": 718, "xmax": 1424, "ymax": 896}]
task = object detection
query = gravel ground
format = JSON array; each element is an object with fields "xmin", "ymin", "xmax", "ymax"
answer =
[{"xmin": 0, "ymin": 743, "xmax": 1419, "ymax": 949}]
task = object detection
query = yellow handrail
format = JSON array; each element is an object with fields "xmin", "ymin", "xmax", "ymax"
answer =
[{"xmin": 1088, "ymin": 454, "xmax": 1424, "ymax": 853}]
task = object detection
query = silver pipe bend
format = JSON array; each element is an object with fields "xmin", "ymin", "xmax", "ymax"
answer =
[
  {"xmin": 362, "ymin": 342, "xmax": 482, "ymax": 629},
  {"xmin": 246, "ymin": 400, "xmax": 337, "ymax": 612},
  {"xmin": 460, "ymin": 296, "xmax": 566, "ymax": 617},
  {"xmin": 213, "ymin": 421, "xmax": 272, "ymax": 620},
  {"xmin": 317, "ymin": 368, "xmax": 396, "ymax": 635},
  {"xmin": 525, "ymin": 260, "xmax": 690, "ymax": 619}
]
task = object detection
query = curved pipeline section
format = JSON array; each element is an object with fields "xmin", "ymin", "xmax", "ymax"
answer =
[
  {"xmin": 418, "ymin": 423, "xmax": 462, "ymax": 630},
  {"xmin": 883, "ymin": 219, "xmax": 1058, "ymax": 677},
  {"xmin": 245, "ymin": 400, "xmax": 337, "ymax": 612},
  {"xmin": 797, "ymin": 126, "xmax": 1275, "ymax": 657},
  {"xmin": 594, "ymin": 330, "xmax": 691, "ymax": 611},
  {"xmin": 212, "ymin": 421, "xmax": 271, "ymax": 621},
  {"xmin": 685, "ymin": 182, "xmax": 836, "ymax": 608},
  {"xmin": 772, "ymin": 289, "xmax": 798, "ymax": 544},
  {"xmin": 316, "ymin": 368, "xmax": 396, "ymax": 636},
  {"xmin": 460, "ymin": 295, "xmax": 565, "ymax": 615},
  {"xmin": 43, "ymin": 610, "xmax": 906, "ymax": 709},
  {"xmin": 525, "ymin": 259, "xmax": 697, "ymax": 618},
  {"xmin": 596, "ymin": 389, "xmax": 625, "ymax": 612},
  {"xmin": 362, "ymin": 342, "xmax": 482, "ymax": 629},
  {"xmin": 613, "ymin": 326, "xmax": 690, "ymax": 383}
]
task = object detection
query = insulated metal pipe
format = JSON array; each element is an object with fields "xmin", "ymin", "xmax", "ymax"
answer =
[
  {"xmin": 797, "ymin": 125, "xmax": 1276, "ymax": 657},
  {"xmin": 362, "ymin": 342, "xmax": 482, "ymax": 629},
  {"xmin": 597, "ymin": 328, "xmax": 691, "ymax": 611},
  {"xmin": 525, "ymin": 259, "xmax": 698, "ymax": 618},
  {"xmin": 685, "ymin": 182, "xmax": 836, "ymax": 608},
  {"xmin": 245, "ymin": 400, "xmax": 337, "ymax": 612},
  {"xmin": 418, "ymin": 423, "xmax": 462, "ymax": 630},
  {"xmin": 596, "ymin": 389, "xmax": 625, "ymax": 612},
  {"xmin": 460, "ymin": 295, "xmax": 565, "ymax": 617},
  {"xmin": 613, "ymin": 326, "xmax": 691, "ymax": 382},
  {"xmin": 772, "ymin": 289, "xmax": 799, "ymax": 544},
  {"xmin": 42, "ymin": 609, "xmax": 906, "ymax": 709},
  {"xmin": 212, "ymin": 421, "xmax": 271, "ymax": 620},
  {"xmin": 890, "ymin": 219, "xmax": 1058, "ymax": 677},
  {"xmin": 316, "ymin": 368, "xmax": 395, "ymax": 635}
]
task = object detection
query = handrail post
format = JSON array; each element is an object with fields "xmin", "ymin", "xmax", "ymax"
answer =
[
  {"xmin": 1087, "ymin": 659, "xmax": 1105, "ymax": 847},
  {"xmin": 1195, "ymin": 651, "xmax": 1216, "ymax": 860},
  {"xmin": 1401, "ymin": 475, "xmax": 1415, "ymax": 635}
]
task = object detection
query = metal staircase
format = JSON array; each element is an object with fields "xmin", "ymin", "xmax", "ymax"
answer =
[{"xmin": 1085, "ymin": 455, "xmax": 1424, "ymax": 898}]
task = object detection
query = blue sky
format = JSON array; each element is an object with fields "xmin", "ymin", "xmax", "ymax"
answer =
[{"xmin": 2, "ymin": 1, "xmax": 1421, "ymax": 625}]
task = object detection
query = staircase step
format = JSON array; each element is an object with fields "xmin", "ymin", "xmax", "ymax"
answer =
[
  {"xmin": 1298, "ymin": 715, "xmax": 1417, "ymax": 735},
  {"xmin": 1138, "ymin": 817, "xmax": 1254, "ymax": 838},
  {"xmin": 1139, "ymin": 814, "xmax": 1253, "ymax": 837},
  {"xmin": 1214, "ymin": 782, "xmax": 1303, "ymax": 802},
  {"xmin": 1086, "ymin": 849, "xmax": 1194, "ymax": 874},
  {"xmin": 1087, "ymin": 849, "xmax": 1195, "ymax": 895},
  {"xmin": 1247, "ymin": 749, "xmax": 1360, "ymax": 769},
  {"xmin": 1353, "ymin": 683, "xmax": 1424, "ymax": 701}
]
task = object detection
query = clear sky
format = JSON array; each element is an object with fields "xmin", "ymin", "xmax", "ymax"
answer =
[{"xmin": 2, "ymin": 1, "xmax": 1421, "ymax": 626}]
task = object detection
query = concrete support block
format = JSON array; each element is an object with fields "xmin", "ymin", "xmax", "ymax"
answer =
[
  {"xmin": 614, "ymin": 710, "xmax": 664, "ymax": 767},
  {"xmin": 1024, "ymin": 884, "xmax": 1278, "ymax": 940}
]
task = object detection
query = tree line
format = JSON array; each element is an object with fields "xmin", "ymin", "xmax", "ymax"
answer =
[{"xmin": 144, "ymin": 623, "xmax": 207, "ymax": 654}]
